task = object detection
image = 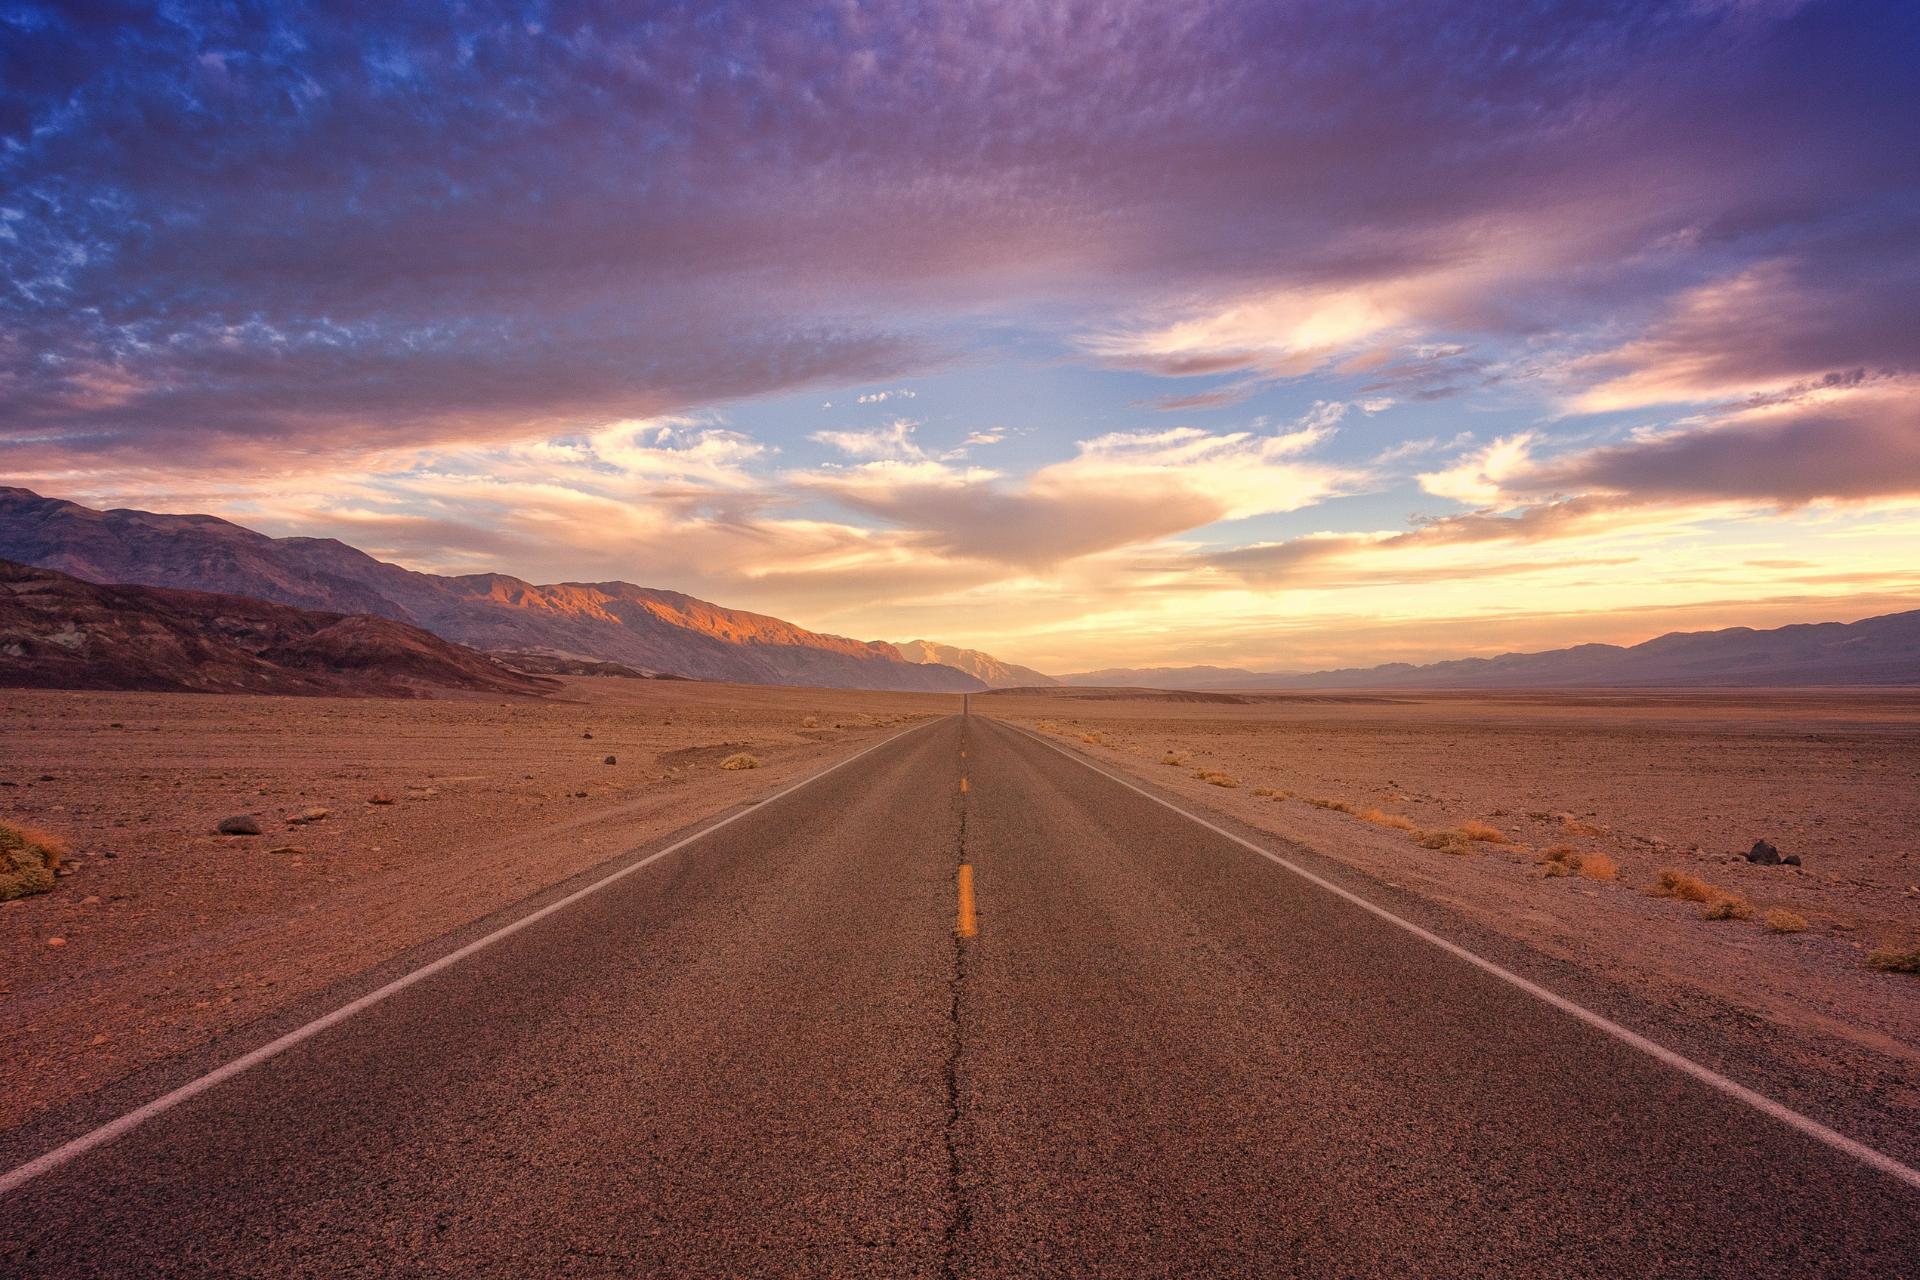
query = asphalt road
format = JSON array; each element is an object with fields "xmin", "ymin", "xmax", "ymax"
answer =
[{"xmin": 3, "ymin": 712, "xmax": 1917, "ymax": 1277}]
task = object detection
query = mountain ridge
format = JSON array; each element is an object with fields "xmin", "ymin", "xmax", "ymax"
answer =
[
  {"xmin": 894, "ymin": 640, "xmax": 1059, "ymax": 688},
  {"xmin": 0, "ymin": 487, "xmax": 985, "ymax": 692},
  {"xmin": 0, "ymin": 559, "xmax": 556, "ymax": 698},
  {"xmin": 1064, "ymin": 610, "xmax": 1920, "ymax": 690}
]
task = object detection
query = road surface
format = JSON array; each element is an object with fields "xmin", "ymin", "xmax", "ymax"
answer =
[{"xmin": 3, "ymin": 713, "xmax": 1916, "ymax": 1276}]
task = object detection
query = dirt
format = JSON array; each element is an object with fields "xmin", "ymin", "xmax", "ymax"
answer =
[
  {"xmin": 0, "ymin": 679, "xmax": 955, "ymax": 1133},
  {"xmin": 986, "ymin": 688, "xmax": 1920, "ymax": 1123}
]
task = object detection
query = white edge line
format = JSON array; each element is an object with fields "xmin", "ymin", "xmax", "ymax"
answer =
[
  {"xmin": 998, "ymin": 718, "xmax": 1920, "ymax": 1194},
  {"xmin": 0, "ymin": 714, "xmax": 953, "ymax": 1198}
]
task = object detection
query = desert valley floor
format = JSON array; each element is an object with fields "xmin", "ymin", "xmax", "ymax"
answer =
[{"xmin": 3, "ymin": 681, "xmax": 1918, "ymax": 1165}]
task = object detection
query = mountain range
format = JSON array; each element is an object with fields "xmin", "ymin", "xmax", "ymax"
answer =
[
  {"xmin": 1065, "ymin": 610, "xmax": 1920, "ymax": 690},
  {"xmin": 0, "ymin": 559, "xmax": 554, "ymax": 698},
  {"xmin": 0, "ymin": 488, "xmax": 990, "ymax": 692},
  {"xmin": 6, "ymin": 487, "xmax": 1911, "ymax": 694},
  {"xmin": 893, "ymin": 640, "xmax": 1060, "ymax": 689}
]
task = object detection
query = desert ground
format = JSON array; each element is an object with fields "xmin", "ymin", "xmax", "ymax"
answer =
[
  {"xmin": 987, "ymin": 686, "xmax": 1920, "ymax": 1137},
  {"xmin": 5, "ymin": 681, "xmax": 1918, "ymax": 1153},
  {"xmin": 0, "ymin": 679, "xmax": 955, "ymax": 1132}
]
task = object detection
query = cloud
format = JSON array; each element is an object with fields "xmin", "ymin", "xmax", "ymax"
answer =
[
  {"xmin": 1417, "ymin": 434, "xmax": 1539, "ymax": 504},
  {"xmin": 4, "ymin": 0, "xmax": 1914, "ymax": 478},
  {"xmin": 1526, "ymin": 379, "xmax": 1920, "ymax": 505},
  {"xmin": 1202, "ymin": 494, "xmax": 1651, "ymax": 586},
  {"xmin": 794, "ymin": 420, "xmax": 1357, "ymax": 569},
  {"xmin": 3, "ymin": 0, "xmax": 1918, "ymax": 670},
  {"xmin": 1086, "ymin": 284, "xmax": 1414, "ymax": 380},
  {"xmin": 810, "ymin": 419, "xmax": 925, "ymax": 461},
  {"xmin": 1371, "ymin": 431, "xmax": 1471, "ymax": 465},
  {"xmin": 1569, "ymin": 249, "xmax": 1920, "ymax": 412}
]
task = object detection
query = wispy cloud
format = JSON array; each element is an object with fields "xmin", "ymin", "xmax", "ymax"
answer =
[{"xmin": 809, "ymin": 419, "xmax": 926, "ymax": 461}]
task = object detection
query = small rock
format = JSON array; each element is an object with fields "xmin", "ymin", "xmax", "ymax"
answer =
[
  {"xmin": 1746, "ymin": 839, "xmax": 1782, "ymax": 865},
  {"xmin": 287, "ymin": 807, "xmax": 330, "ymax": 825},
  {"xmin": 603, "ymin": 755, "xmax": 617, "ymax": 765},
  {"xmin": 81, "ymin": 895, "xmax": 100, "ymax": 905},
  {"xmin": 46, "ymin": 936, "xmax": 66, "ymax": 948},
  {"xmin": 368, "ymin": 793, "xmax": 395, "ymax": 806},
  {"xmin": 582, "ymin": 731, "xmax": 594, "ymax": 739},
  {"xmin": 217, "ymin": 815, "xmax": 263, "ymax": 836},
  {"xmin": 1783, "ymin": 854, "xmax": 1802, "ymax": 866}
]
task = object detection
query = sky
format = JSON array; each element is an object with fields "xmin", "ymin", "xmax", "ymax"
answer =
[{"xmin": 3, "ymin": 0, "xmax": 1918, "ymax": 674}]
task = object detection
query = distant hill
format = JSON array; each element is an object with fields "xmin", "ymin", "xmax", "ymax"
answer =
[
  {"xmin": 0, "ymin": 560, "xmax": 556, "ymax": 698},
  {"xmin": 1066, "ymin": 610, "xmax": 1920, "ymax": 690},
  {"xmin": 0, "ymin": 488, "xmax": 983, "ymax": 693},
  {"xmin": 894, "ymin": 640, "xmax": 1058, "ymax": 688},
  {"xmin": 1063, "ymin": 665, "xmax": 1267, "ymax": 690}
]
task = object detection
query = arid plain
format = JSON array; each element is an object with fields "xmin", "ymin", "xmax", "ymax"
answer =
[
  {"xmin": 0, "ymin": 679, "xmax": 948, "ymax": 1132},
  {"xmin": 5, "ymin": 679, "xmax": 1919, "ymax": 1158}
]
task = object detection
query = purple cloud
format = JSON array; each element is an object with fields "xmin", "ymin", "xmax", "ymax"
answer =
[{"xmin": 1, "ymin": 0, "xmax": 1914, "ymax": 481}]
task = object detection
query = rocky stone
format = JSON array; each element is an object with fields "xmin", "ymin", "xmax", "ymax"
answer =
[
  {"xmin": 603, "ymin": 755, "xmax": 617, "ymax": 765},
  {"xmin": 1746, "ymin": 839, "xmax": 1782, "ymax": 865},
  {"xmin": 368, "ymin": 793, "xmax": 395, "ymax": 805},
  {"xmin": 217, "ymin": 815, "xmax": 263, "ymax": 836}
]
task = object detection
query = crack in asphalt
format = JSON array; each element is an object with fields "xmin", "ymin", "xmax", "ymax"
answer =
[{"xmin": 940, "ymin": 721, "xmax": 975, "ymax": 1280}]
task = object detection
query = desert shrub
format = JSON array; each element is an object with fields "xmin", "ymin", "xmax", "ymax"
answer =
[
  {"xmin": 1535, "ymin": 844, "xmax": 1582, "ymax": 878},
  {"xmin": 1559, "ymin": 814, "xmax": 1604, "ymax": 837},
  {"xmin": 1763, "ymin": 909, "xmax": 1808, "ymax": 934},
  {"xmin": 1415, "ymin": 829, "xmax": 1475, "ymax": 856},
  {"xmin": 1305, "ymin": 797, "xmax": 1352, "ymax": 813},
  {"xmin": 1, "ymin": 822, "xmax": 66, "ymax": 901},
  {"xmin": 1251, "ymin": 786, "xmax": 1292, "ymax": 800},
  {"xmin": 720, "ymin": 753, "xmax": 762, "ymax": 771},
  {"xmin": 1357, "ymin": 808, "xmax": 1416, "ymax": 832},
  {"xmin": 801, "ymin": 716, "xmax": 820, "ymax": 729},
  {"xmin": 1458, "ymin": 820, "xmax": 1508, "ymax": 844},
  {"xmin": 1651, "ymin": 869, "xmax": 1716, "ymax": 903},
  {"xmin": 1577, "ymin": 853, "xmax": 1618, "ymax": 882},
  {"xmin": 1865, "ymin": 945, "xmax": 1920, "ymax": 974},
  {"xmin": 1161, "ymin": 751, "xmax": 1189, "ymax": 766},
  {"xmin": 1700, "ymin": 895, "xmax": 1754, "ymax": 921},
  {"xmin": 1194, "ymin": 771, "xmax": 1239, "ymax": 788}
]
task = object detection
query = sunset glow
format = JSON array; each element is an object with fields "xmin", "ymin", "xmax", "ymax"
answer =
[{"xmin": 4, "ymin": 1, "xmax": 1916, "ymax": 673}]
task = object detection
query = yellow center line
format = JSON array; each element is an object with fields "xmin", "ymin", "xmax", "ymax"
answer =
[
  {"xmin": 955, "ymin": 864, "xmax": 977, "ymax": 937},
  {"xmin": 959, "ymin": 776, "xmax": 969, "ymax": 793}
]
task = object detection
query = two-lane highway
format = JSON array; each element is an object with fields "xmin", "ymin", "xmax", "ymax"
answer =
[{"xmin": 3, "ymin": 712, "xmax": 1917, "ymax": 1277}]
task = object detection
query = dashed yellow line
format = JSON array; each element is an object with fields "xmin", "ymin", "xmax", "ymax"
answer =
[
  {"xmin": 959, "ymin": 776, "xmax": 969, "ymax": 793},
  {"xmin": 955, "ymin": 864, "xmax": 977, "ymax": 937}
]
